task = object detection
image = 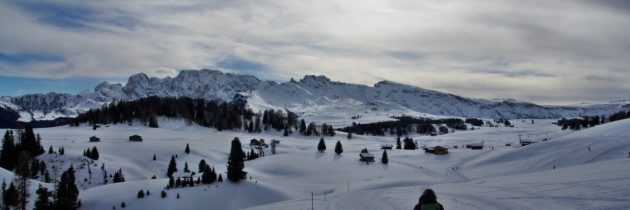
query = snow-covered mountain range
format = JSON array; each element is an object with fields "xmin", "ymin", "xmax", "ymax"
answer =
[{"xmin": 0, "ymin": 69, "xmax": 627, "ymax": 123}]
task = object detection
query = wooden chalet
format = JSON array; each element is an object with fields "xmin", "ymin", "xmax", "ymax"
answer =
[
  {"xmin": 424, "ymin": 146, "xmax": 449, "ymax": 155},
  {"xmin": 129, "ymin": 135, "xmax": 143, "ymax": 142},
  {"xmin": 466, "ymin": 142, "xmax": 484, "ymax": 150},
  {"xmin": 380, "ymin": 144, "xmax": 393, "ymax": 150},
  {"xmin": 89, "ymin": 136, "xmax": 101, "ymax": 142},
  {"xmin": 359, "ymin": 148, "xmax": 375, "ymax": 163}
]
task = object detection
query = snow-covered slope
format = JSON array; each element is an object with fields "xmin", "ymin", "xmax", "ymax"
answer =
[
  {"xmin": 2, "ymin": 116, "xmax": 627, "ymax": 210},
  {"xmin": 466, "ymin": 118, "xmax": 630, "ymax": 178},
  {"xmin": 0, "ymin": 69, "xmax": 627, "ymax": 125}
]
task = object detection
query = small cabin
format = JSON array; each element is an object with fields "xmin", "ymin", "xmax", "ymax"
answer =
[
  {"xmin": 129, "ymin": 135, "xmax": 143, "ymax": 142},
  {"xmin": 433, "ymin": 146, "xmax": 448, "ymax": 155},
  {"xmin": 89, "ymin": 136, "xmax": 100, "ymax": 142},
  {"xmin": 250, "ymin": 139, "xmax": 268, "ymax": 148},
  {"xmin": 466, "ymin": 142, "xmax": 484, "ymax": 150},
  {"xmin": 380, "ymin": 144, "xmax": 393, "ymax": 150},
  {"xmin": 520, "ymin": 139, "xmax": 534, "ymax": 146},
  {"xmin": 424, "ymin": 146, "xmax": 449, "ymax": 155},
  {"xmin": 359, "ymin": 148, "xmax": 375, "ymax": 163}
]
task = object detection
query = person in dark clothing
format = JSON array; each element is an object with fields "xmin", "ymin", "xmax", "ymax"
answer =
[{"xmin": 414, "ymin": 188, "xmax": 444, "ymax": 210}]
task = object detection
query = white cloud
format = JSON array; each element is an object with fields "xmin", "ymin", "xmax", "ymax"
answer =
[{"xmin": 0, "ymin": 0, "xmax": 629, "ymax": 104}]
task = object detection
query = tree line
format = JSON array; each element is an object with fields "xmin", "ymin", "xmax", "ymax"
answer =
[
  {"xmin": 71, "ymin": 96, "xmax": 334, "ymax": 137},
  {"xmin": 556, "ymin": 110, "xmax": 630, "ymax": 130},
  {"xmin": 71, "ymin": 96, "xmax": 254, "ymax": 131},
  {"xmin": 339, "ymin": 116, "xmax": 469, "ymax": 136}
]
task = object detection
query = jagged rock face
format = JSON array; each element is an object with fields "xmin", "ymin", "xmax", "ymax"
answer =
[
  {"xmin": 121, "ymin": 70, "xmax": 261, "ymax": 101},
  {"xmin": 0, "ymin": 69, "xmax": 627, "ymax": 123},
  {"xmin": 9, "ymin": 93, "xmax": 83, "ymax": 113}
]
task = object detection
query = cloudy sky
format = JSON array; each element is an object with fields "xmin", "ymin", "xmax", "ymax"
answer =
[{"xmin": 1, "ymin": 0, "xmax": 629, "ymax": 105}]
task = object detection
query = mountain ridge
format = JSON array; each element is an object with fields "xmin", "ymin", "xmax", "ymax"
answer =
[{"xmin": 0, "ymin": 69, "xmax": 627, "ymax": 125}]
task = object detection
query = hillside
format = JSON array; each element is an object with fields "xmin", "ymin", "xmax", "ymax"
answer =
[{"xmin": 466, "ymin": 118, "xmax": 630, "ymax": 178}]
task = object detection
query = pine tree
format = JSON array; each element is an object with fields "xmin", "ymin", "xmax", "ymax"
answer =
[
  {"xmin": 254, "ymin": 117, "xmax": 261, "ymax": 133},
  {"xmin": 34, "ymin": 185, "xmax": 53, "ymax": 210},
  {"xmin": 161, "ymin": 190, "xmax": 167, "ymax": 198},
  {"xmin": 198, "ymin": 159, "xmax": 207, "ymax": 173},
  {"xmin": 347, "ymin": 132, "xmax": 352, "ymax": 139},
  {"xmin": 299, "ymin": 120, "xmax": 306, "ymax": 135},
  {"xmin": 59, "ymin": 147, "xmax": 65, "ymax": 155},
  {"xmin": 102, "ymin": 168, "xmax": 108, "ymax": 184},
  {"xmin": 137, "ymin": 190, "xmax": 145, "ymax": 198},
  {"xmin": 55, "ymin": 166, "xmax": 81, "ymax": 210},
  {"xmin": 146, "ymin": 190, "xmax": 150, "ymax": 196},
  {"xmin": 168, "ymin": 176, "xmax": 175, "ymax": 188},
  {"xmin": 218, "ymin": 174, "xmax": 223, "ymax": 182},
  {"xmin": 4, "ymin": 182, "xmax": 18, "ymax": 209},
  {"xmin": 113, "ymin": 169, "xmax": 125, "ymax": 183},
  {"xmin": 317, "ymin": 138, "xmax": 326, "ymax": 152},
  {"xmin": 153, "ymin": 154, "xmax": 156, "ymax": 161},
  {"xmin": 395, "ymin": 137, "xmax": 402, "ymax": 150},
  {"xmin": 226, "ymin": 137, "xmax": 246, "ymax": 182},
  {"xmin": 48, "ymin": 146, "xmax": 53, "ymax": 154},
  {"xmin": 14, "ymin": 151, "xmax": 31, "ymax": 210},
  {"xmin": 334, "ymin": 141, "xmax": 343, "ymax": 155},
  {"xmin": 201, "ymin": 166, "xmax": 216, "ymax": 184},
  {"xmin": 91, "ymin": 146, "xmax": 99, "ymax": 160},
  {"xmin": 185, "ymin": 144, "xmax": 190, "ymax": 154},
  {"xmin": 20, "ymin": 126, "xmax": 44, "ymax": 156},
  {"xmin": 120, "ymin": 202, "xmax": 126, "ymax": 208},
  {"xmin": 381, "ymin": 150, "xmax": 389, "ymax": 164},
  {"xmin": 183, "ymin": 162, "xmax": 190, "ymax": 173},
  {"xmin": 167, "ymin": 155, "xmax": 177, "ymax": 177},
  {"xmin": 0, "ymin": 130, "xmax": 16, "ymax": 170},
  {"xmin": 248, "ymin": 121, "xmax": 254, "ymax": 133},
  {"xmin": 148, "ymin": 114, "xmax": 159, "ymax": 128},
  {"xmin": 30, "ymin": 159, "xmax": 40, "ymax": 178}
]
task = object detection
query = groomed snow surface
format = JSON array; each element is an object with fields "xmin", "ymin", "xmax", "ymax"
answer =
[{"xmin": 2, "ymin": 118, "xmax": 630, "ymax": 210}]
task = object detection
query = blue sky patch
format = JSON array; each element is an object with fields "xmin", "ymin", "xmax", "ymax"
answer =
[
  {"xmin": 0, "ymin": 53, "xmax": 64, "ymax": 64},
  {"xmin": 216, "ymin": 55, "xmax": 274, "ymax": 79},
  {"xmin": 11, "ymin": 1, "xmax": 140, "ymax": 30}
]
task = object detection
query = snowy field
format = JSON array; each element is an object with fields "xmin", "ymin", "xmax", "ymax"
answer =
[{"xmin": 2, "ymin": 118, "xmax": 629, "ymax": 210}]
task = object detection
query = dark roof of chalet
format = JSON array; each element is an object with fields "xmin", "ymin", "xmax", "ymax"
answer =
[{"xmin": 359, "ymin": 152, "xmax": 374, "ymax": 158}]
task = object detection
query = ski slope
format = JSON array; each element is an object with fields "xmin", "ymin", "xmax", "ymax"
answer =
[{"xmin": 1, "ymin": 118, "xmax": 629, "ymax": 209}]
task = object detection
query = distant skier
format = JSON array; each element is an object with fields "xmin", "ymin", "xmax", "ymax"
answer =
[{"xmin": 414, "ymin": 189, "xmax": 444, "ymax": 210}]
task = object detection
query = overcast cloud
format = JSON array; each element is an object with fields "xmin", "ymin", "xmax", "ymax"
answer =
[{"xmin": 0, "ymin": 0, "xmax": 629, "ymax": 104}]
